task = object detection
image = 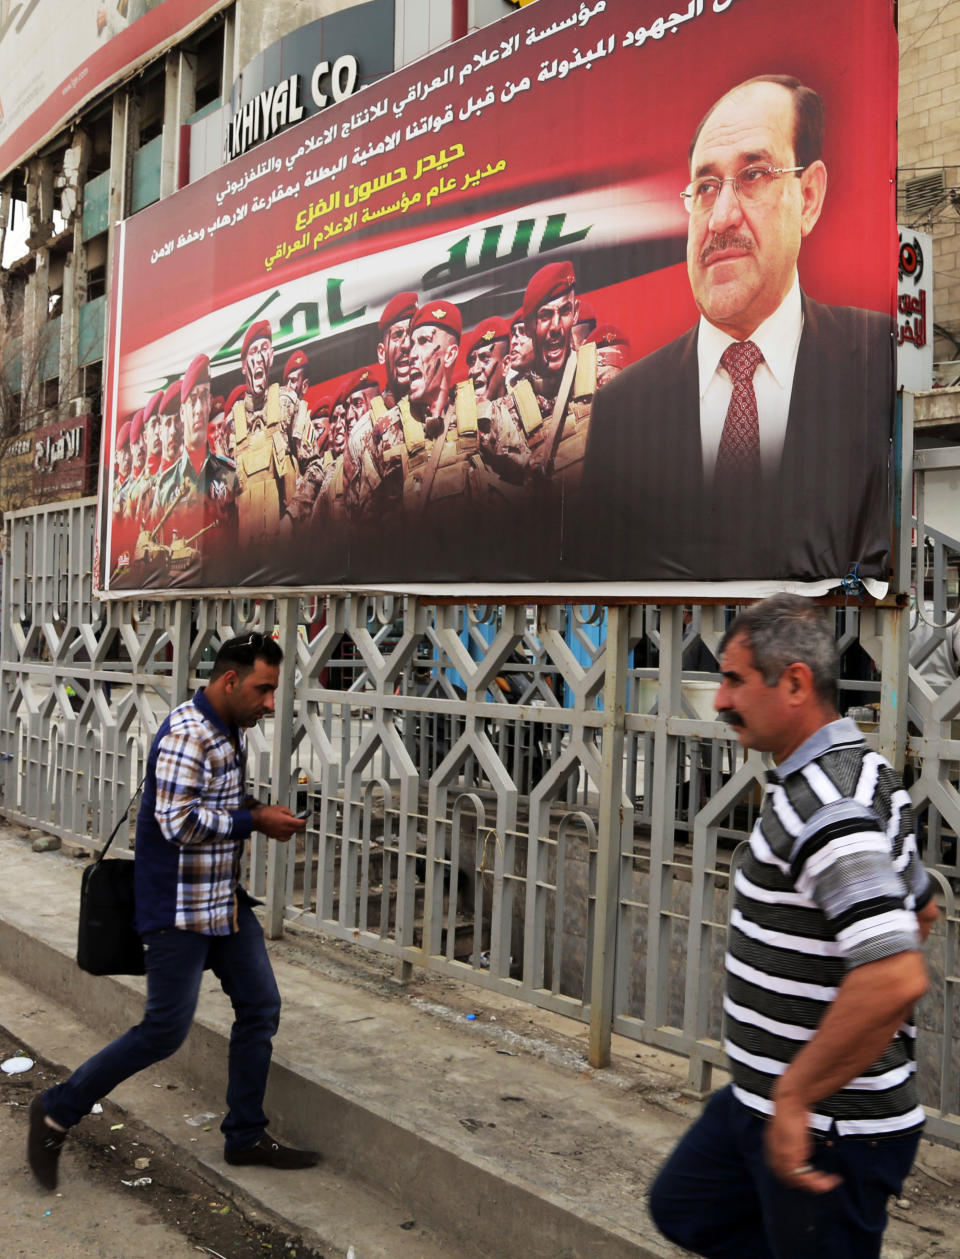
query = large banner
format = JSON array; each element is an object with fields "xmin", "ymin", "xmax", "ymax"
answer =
[
  {"xmin": 97, "ymin": 0, "xmax": 898, "ymax": 594},
  {"xmin": 0, "ymin": 0, "xmax": 228, "ymax": 181}
]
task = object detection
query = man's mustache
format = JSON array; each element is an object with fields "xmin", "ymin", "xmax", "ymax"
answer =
[
  {"xmin": 718, "ymin": 708, "xmax": 744, "ymax": 727},
  {"xmin": 700, "ymin": 233, "xmax": 753, "ymax": 265}
]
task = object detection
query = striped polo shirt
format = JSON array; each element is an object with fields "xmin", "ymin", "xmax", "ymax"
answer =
[{"xmin": 725, "ymin": 717, "xmax": 932, "ymax": 1136}]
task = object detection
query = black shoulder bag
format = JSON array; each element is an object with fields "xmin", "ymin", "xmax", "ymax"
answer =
[{"xmin": 77, "ymin": 784, "xmax": 146, "ymax": 976}]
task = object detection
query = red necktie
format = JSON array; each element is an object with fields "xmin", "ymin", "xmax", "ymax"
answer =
[{"xmin": 716, "ymin": 340, "xmax": 763, "ymax": 476}]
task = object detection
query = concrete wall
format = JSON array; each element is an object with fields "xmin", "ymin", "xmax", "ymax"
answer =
[{"xmin": 899, "ymin": 0, "xmax": 960, "ymax": 374}]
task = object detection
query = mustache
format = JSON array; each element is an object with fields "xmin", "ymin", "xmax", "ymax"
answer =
[
  {"xmin": 700, "ymin": 232, "xmax": 753, "ymax": 265},
  {"xmin": 717, "ymin": 709, "xmax": 744, "ymax": 727}
]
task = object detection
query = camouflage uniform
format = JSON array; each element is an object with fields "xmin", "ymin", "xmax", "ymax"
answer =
[
  {"xmin": 231, "ymin": 384, "xmax": 301, "ymax": 548},
  {"xmin": 498, "ymin": 343, "xmax": 599, "ymax": 490},
  {"xmin": 154, "ymin": 447, "xmax": 239, "ymax": 554},
  {"xmin": 380, "ymin": 382, "xmax": 510, "ymax": 518}
]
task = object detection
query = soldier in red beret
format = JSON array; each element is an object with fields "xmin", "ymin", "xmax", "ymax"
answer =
[
  {"xmin": 142, "ymin": 389, "xmax": 165, "ymax": 479},
  {"xmin": 110, "ymin": 417, "xmax": 139, "ymax": 574},
  {"xmin": 522, "ymin": 260, "xmax": 578, "ymax": 386},
  {"xmin": 506, "ymin": 308, "xmax": 535, "ymax": 387},
  {"xmin": 112, "ymin": 418, "xmax": 134, "ymax": 515},
  {"xmin": 406, "ymin": 300, "xmax": 462, "ymax": 428},
  {"xmin": 159, "ymin": 381, "xmax": 183, "ymax": 473},
  {"xmin": 134, "ymin": 381, "xmax": 184, "ymax": 533},
  {"xmin": 505, "ymin": 261, "xmax": 601, "ymax": 488},
  {"xmin": 221, "ymin": 384, "xmax": 245, "ymax": 461},
  {"xmin": 240, "ymin": 320, "xmax": 274, "ymax": 412},
  {"xmin": 586, "ymin": 324, "xmax": 631, "ymax": 388},
  {"xmin": 151, "ymin": 354, "xmax": 238, "ymax": 570},
  {"xmin": 129, "ymin": 409, "xmax": 147, "ymax": 483},
  {"xmin": 374, "ymin": 300, "xmax": 515, "ymax": 520},
  {"xmin": 280, "ymin": 350, "xmax": 318, "ymax": 468},
  {"xmin": 341, "ymin": 366, "xmax": 386, "ymax": 518},
  {"xmin": 311, "ymin": 396, "xmax": 332, "ymax": 449},
  {"xmin": 376, "ymin": 291, "xmax": 418, "ymax": 408},
  {"xmin": 329, "ymin": 390, "xmax": 349, "ymax": 459},
  {"xmin": 464, "ymin": 317, "xmax": 510, "ymax": 402},
  {"xmin": 230, "ymin": 319, "xmax": 302, "ymax": 549},
  {"xmin": 282, "ymin": 349, "xmax": 309, "ymax": 401}
]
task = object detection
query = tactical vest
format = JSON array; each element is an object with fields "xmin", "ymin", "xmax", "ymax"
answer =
[
  {"xmin": 510, "ymin": 344, "xmax": 597, "ymax": 484},
  {"xmin": 233, "ymin": 384, "xmax": 298, "ymax": 548},
  {"xmin": 553, "ymin": 341, "xmax": 596, "ymax": 484},
  {"xmin": 382, "ymin": 389, "xmax": 488, "ymax": 512}
]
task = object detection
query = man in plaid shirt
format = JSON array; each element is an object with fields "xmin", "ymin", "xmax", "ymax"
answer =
[{"xmin": 28, "ymin": 633, "xmax": 317, "ymax": 1189}]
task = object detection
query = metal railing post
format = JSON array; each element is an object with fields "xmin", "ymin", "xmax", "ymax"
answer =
[
  {"xmin": 265, "ymin": 597, "xmax": 299, "ymax": 938},
  {"xmin": 878, "ymin": 601, "xmax": 909, "ymax": 774},
  {"xmin": 588, "ymin": 604, "xmax": 629, "ymax": 1068}
]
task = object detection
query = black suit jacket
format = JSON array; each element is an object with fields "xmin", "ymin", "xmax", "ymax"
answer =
[{"xmin": 566, "ymin": 295, "xmax": 895, "ymax": 582}]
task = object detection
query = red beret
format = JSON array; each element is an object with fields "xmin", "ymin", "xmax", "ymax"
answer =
[
  {"xmin": 312, "ymin": 395, "xmax": 333, "ymax": 416},
  {"xmin": 182, "ymin": 354, "xmax": 210, "ymax": 400},
  {"xmin": 345, "ymin": 365, "xmax": 382, "ymax": 398},
  {"xmin": 224, "ymin": 384, "xmax": 246, "ymax": 415},
  {"xmin": 116, "ymin": 420, "xmax": 132, "ymax": 449},
  {"xmin": 575, "ymin": 299, "xmax": 597, "ymax": 327},
  {"xmin": 142, "ymin": 389, "xmax": 164, "ymax": 425},
  {"xmin": 509, "ymin": 308, "xmax": 525, "ymax": 331},
  {"xmin": 464, "ymin": 317, "xmax": 510, "ymax": 361},
  {"xmin": 130, "ymin": 410, "xmax": 145, "ymax": 444},
  {"xmin": 378, "ymin": 291, "xmax": 418, "ymax": 335},
  {"xmin": 160, "ymin": 380, "xmax": 182, "ymax": 416},
  {"xmin": 522, "ymin": 261, "xmax": 576, "ymax": 321},
  {"xmin": 586, "ymin": 323, "xmax": 630, "ymax": 350},
  {"xmin": 410, "ymin": 300, "xmax": 462, "ymax": 341},
  {"xmin": 283, "ymin": 349, "xmax": 308, "ymax": 380},
  {"xmin": 241, "ymin": 319, "xmax": 273, "ymax": 359}
]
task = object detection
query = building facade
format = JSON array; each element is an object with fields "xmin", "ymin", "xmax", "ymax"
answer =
[
  {"xmin": 899, "ymin": 0, "xmax": 960, "ymax": 386},
  {"xmin": 0, "ymin": 0, "xmax": 514, "ymax": 512}
]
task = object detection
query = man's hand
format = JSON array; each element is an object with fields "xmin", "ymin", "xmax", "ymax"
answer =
[
  {"xmin": 251, "ymin": 804, "xmax": 307, "ymax": 841},
  {"xmin": 764, "ymin": 1096, "xmax": 841, "ymax": 1195},
  {"xmin": 767, "ymin": 950, "xmax": 928, "ymax": 1192},
  {"xmin": 917, "ymin": 897, "xmax": 940, "ymax": 942}
]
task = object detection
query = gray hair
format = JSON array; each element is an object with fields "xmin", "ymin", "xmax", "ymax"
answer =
[{"xmin": 719, "ymin": 594, "xmax": 838, "ymax": 705}]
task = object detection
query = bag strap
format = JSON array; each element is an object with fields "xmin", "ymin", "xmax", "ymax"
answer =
[{"xmin": 96, "ymin": 776, "xmax": 146, "ymax": 866}]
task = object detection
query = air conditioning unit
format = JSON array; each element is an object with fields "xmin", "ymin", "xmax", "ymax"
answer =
[{"xmin": 904, "ymin": 172, "xmax": 946, "ymax": 220}]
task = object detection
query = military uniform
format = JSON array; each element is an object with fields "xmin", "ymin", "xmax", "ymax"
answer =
[
  {"xmin": 501, "ymin": 343, "xmax": 598, "ymax": 489},
  {"xmin": 232, "ymin": 384, "xmax": 300, "ymax": 548},
  {"xmin": 380, "ymin": 382, "xmax": 509, "ymax": 517},
  {"xmin": 154, "ymin": 447, "xmax": 239, "ymax": 554},
  {"xmin": 286, "ymin": 450, "xmax": 335, "ymax": 528}
]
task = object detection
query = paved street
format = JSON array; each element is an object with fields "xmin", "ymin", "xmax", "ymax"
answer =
[{"xmin": 0, "ymin": 1032, "xmax": 322, "ymax": 1259}]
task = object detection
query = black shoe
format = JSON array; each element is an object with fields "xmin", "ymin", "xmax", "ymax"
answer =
[
  {"xmin": 224, "ymin": 1134, "xmax": 321, "ymax": 1169},
  {"xmin": 27, "ymin": 1095, "xmax": 67, "ymax": 1191}
]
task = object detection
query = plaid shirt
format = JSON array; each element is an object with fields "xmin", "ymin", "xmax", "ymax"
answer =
[{"xmin": 134, "ymin": 689, "xmax": 255, "ymax": 936}]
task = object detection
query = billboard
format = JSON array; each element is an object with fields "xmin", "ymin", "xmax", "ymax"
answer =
[
  {"xmin": 97, "ymin": 0, "xmax": 898, "ymax": 594},
  {"xmin": 897, "ymin": 228, "xmax": 933, "ymax": 392},
  {"xmin": 0, "ymin": 0, "xmax": 228, "ymax": 181}
]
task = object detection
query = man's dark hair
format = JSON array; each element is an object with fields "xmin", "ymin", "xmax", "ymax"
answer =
[
  {"xmin": 209, "ymin": 631, "xmax": 283, "ymax": 681},
  {"xmin": 719, "ymin": 594, "xmax": 838, "ymax": 705},
  {"xmin": 689, "ymin": 75, "xmax": 825, "ymax": 171}
]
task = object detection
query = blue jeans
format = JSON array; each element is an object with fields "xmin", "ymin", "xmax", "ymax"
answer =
[
  {"xmin": 44, "ymin": 900, "xmax": 281, "ymax": 1152},
  {"xmin": 649, "ymin": 1085, "xmax": 920, "ymax": 1259}
]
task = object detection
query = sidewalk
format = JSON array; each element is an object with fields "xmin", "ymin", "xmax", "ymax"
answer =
[{"xmin": 1, "ymin": 823, "xmax": 957, "ymax": 1258}]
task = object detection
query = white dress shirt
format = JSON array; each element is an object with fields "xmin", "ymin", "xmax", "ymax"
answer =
[{"xmin": 698, "ymin": 275, "xmax": 804, "ymax": 480}]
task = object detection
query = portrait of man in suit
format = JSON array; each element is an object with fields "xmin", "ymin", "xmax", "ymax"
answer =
[{"xmin": 572, "ymin": 74, "xmax": 894, "ymax": 582}]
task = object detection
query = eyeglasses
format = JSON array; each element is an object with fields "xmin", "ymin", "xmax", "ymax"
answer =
[{"xmin": 681, "ymin": 164, "xmax": 805, "ymax": 214}]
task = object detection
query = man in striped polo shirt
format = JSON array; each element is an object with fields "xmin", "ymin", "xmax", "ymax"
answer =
[{"xmin": 650, "ymin": 594, "xmax": 937, "ymax": 1258}]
